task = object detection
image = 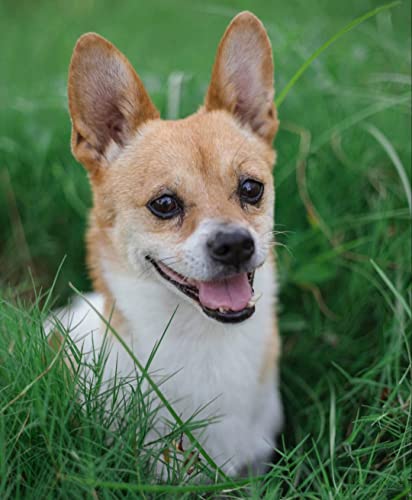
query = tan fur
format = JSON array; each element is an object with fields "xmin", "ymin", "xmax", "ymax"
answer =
[
  {"xmin": 205, "ymin": 13, "xmax": 279, "ymax": 143},
  {"xmin": 259, "ymin": 316, "xmax": 281, "ymax": 383},
  {"xmin": 65, "ymin": 14, "xmax": 282, "ymax": 474},
  {"xmin": 48, "ymin": 330, "xmax": 77, "ymax": 372},
  {"xmin": 259, "ymin": 252, "xmax": 281, "ymax": 383},
  {"xmin": 48, "ymin": 329, "xmax": 64, "ymax": 351},
  {"xmin": 67, "ymin": 10, "xmax": 280, "ymax": 353},
  {"xmin": 82, "ymin": 111, "xmax": 276, "ymax": 305},
  {"xmin": 68, "ymin": 32, "xmax": 159, "ymax": 177}
]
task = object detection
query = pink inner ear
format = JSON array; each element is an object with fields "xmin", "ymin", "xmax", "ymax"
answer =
[
  {"xmin": 84, "ymin": 94, "xmax": 128, "ymax": 151},
  {"xmin": 225, "ymin": 31, "xmax": 272, "ymax": 118},
  {"xmin": 231, "ymin": 67, "xmax": 263, "ymax": 120},
  {"xmin": 205, "ymin": 15, "xmax": 277, "ymax": 142},
  {"xmin": 229, "ymin": 66, "xmax": 272, "ymax": 136},
  {"xmin": 106, "ymin": 111, "xmax": 126, "ymax": 146}
]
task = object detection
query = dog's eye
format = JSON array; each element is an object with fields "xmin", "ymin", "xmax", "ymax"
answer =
[
  {"xmin": 148, "ymin": 195, "xmax": 182, "ymax": 219},
  {"xmin": 239, "ymin": 179, "xmax": 264, "ymax": 205}
]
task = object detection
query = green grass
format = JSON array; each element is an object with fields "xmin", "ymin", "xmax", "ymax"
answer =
[{"xmin": 0, "ymin": 0, "xmax": 411, "ymax": 497}]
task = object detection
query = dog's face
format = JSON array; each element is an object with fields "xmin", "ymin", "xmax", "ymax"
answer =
[{"xmin": 68, "ymin": 12, "xmax": 278, "ymax": 324}]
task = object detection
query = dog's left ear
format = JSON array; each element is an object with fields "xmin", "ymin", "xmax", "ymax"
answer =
[{"xmin": 205, "ymin": 11, "xmax": 278, "ymax": 144}]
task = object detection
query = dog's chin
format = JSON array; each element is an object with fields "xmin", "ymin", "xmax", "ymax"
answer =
[{"xmin": 145, "ymin": 256, "xmax": 257, "ymax": 324}]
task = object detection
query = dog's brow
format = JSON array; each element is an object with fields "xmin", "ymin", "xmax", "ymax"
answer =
[{"xmin": 230, "ymin": 135, "xmax": 249, "ymax": 169}]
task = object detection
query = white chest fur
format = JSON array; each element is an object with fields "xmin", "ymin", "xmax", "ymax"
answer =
[{"xmin": 49, "ymin": 260, "xmax": 282, "ymax": 476}]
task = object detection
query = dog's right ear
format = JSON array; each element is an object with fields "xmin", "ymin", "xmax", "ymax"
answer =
[{"xmin": 68, "ymin": 33, "xmax": 159, "ymax": 174}]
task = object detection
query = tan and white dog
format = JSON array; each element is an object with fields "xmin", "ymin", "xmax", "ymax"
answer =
[{"xmin": 52, "ymin": 11, "xmax": 283, "ymax": 477}]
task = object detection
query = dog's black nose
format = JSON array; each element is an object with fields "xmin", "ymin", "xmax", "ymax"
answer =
[{"xmin": 208, "ymin": 229, "xmax": 255, "ymax": 267}]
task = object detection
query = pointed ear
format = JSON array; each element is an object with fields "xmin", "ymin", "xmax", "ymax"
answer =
[
  {"xmin": 68, "ymin": 33, "xmax": 159, "ymax": 173},
  {"xmin": 205, "ymin": 12, "xmax": 278, "ymax": 144}
]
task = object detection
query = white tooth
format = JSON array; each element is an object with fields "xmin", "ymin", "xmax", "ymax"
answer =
[
  {"xmin": 219, "ymin": 307, "xmax": 227, "ymax": 313},
  {"xmin": 248, "ymin": 292, "xmax": 262, "ymax": 307}
]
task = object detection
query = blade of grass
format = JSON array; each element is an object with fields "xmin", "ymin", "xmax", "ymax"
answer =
[
  {"xmin": 363, "ymin": 123, "xmax": 412, "ymax": 215},
  {"xmin": 144, "ymin": 304, "xmax": 179, "ymax": 373},
  {"xmin": 0, "ymin": 329, "xmax": 67, "ymax": 414},
  {"xmin": 329, "ymin": 383, "xmax": 337, "ymax": 491},
  {"xmin": 312, "ymin": 93, "xmax": 410, "ymax": 152},
  {"xmin": 370, "ymin": 259, "xmax": 411, "ymax": 319},
  {"xmin": 41, "ymin": 255, "xmax": 67, "ymax": 313},
  {"xmin": 62, "ymin": 475, "xmax": 252, "ymax": 494},
  {"xmin": 275, "ymin": 1, "xmax": 402, "ymax": 107}
]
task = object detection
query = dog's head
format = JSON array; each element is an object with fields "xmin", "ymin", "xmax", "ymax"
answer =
[{"xmin": 68, "ymin": 12, "xmax": 278, "ymax": 324}]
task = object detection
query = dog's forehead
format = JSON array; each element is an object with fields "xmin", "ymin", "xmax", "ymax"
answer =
[
  {"xmin": 107, "ymin": 110, "xmax": 275, "ymax": 210},
  {"xmin": 124, "ymin": 110, "xmax": 272, "ymax": 175}
]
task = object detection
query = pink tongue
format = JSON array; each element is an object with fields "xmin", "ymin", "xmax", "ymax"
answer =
[{"xmin": 198, "ymin": 273, "xmax": 252, "ymax": 312}]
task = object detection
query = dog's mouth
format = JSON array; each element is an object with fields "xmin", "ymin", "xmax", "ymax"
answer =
[{"xmin": 146, "ymin": 257, "xmax": 256, "ymax": 324}]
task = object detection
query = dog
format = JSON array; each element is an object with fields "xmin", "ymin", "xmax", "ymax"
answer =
[{"xmin": 50, "ymin": 11, "xmax": 283, "ymax": 478}]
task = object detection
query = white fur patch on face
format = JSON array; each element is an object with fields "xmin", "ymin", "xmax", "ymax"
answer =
[
  {"xmin": 104, "ymin": 139, "xmax": 122, "ymax": 163},
  {"xmin": 145, "ymin": 219, "xmax": 268, "ymax": 283}
]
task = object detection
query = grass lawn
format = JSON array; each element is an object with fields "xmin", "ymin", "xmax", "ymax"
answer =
[{"xmin": 0, "ymin": 0, "xmax": 411, "ymax": 497}]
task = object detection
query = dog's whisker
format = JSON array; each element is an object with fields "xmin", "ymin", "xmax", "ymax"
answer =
[
  {"xmin": 158, "ymin": 257, "xmax": 183, "ymax": 268},
  {"xmin": 263, "ymin": 229, "xmax": 292, "ymax": 237},
  {"xmin": 158, "ymin": 255, "xmax": 180, "ymax": 262}
]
